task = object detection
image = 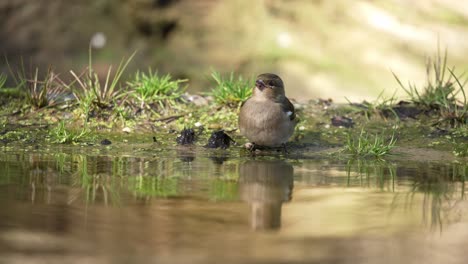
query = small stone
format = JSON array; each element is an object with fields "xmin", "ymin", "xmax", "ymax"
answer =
[
  {"xmin": 100, "ymin": 139, "xmax": 112, "ymax": 145},
  {"xmin": 194, "ymin": 122, "xmax": 202, "ymax": 127},
  {"xmin": 61, "ymin": 112, "xmax": 73, "ymax": 120},
  {"xmin": 122, "ymin": 127, "xmax": 132, "ymax": 133},
  {"xmin": 331, "ymin": 116, "xmax": 354, "ymax": 128},
  {"xmin": 185, "ymin": 94, "xmax": 209, "ymax": 106}
]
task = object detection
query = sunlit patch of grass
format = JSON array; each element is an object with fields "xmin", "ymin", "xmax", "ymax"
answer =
[
  {"xmin": 392, "ymin": 55, "xmax": 454, "ymax": 110},
  {"xmin": 343, "ymin": 129, "xmax": 397, "ymax": 158},
  {"xmin": 49, "ymin": 121, "xmax": 92, "ymax": 144},
  {"xmin": 70, "ymin": 49, "xmax": 136, "ymax": 115},
  {"xmin": 113, "ymin": 104, "xmax": 134, "ymax": 127},
  {"xmin": 198, "ymin": 107, "xmax": 239, "ymax": 130},
  {"xmin": 174, "ymin": 104, "xmax": 239, "ymax": 131},
  {"xmin": 209, "ymin": 71, "xmax": 252, "ymax": 107},
  {"xmin": 127, "ymin": 68, "xmax": 187, "ymax": 111},
  {"xmin": 393, "ymin": 48, "xmax": 467, "ymax": 127},
  {"xmin": 452, "ymin": 125, "xmax": 468, "ymax": 138},
  {"xmin": 73, "ymin": 88, "xmax": 94, "ymax": 122},
  {"xmin": 453, "ymin": 141, "xmax": 468, "ymax": 157},
  {"xmin": 440, "ymin": 69, "xmax": 468, "ymax": 127}
]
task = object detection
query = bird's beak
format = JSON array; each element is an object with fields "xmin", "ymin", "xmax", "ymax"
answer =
[{"xmin": 256, "ymin": 79, "xmax": 266, "ymax": 91}]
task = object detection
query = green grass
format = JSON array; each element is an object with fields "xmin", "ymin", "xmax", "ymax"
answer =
[
  {"xmin": 126, "ymin": 69, "xmax": 187, "ymax": 111},
  {"xmin": 452, "ymin": 125, "xmax": 468, "ymax": 138},
  {"xmin": 392, "ymin": 48, "xmax": 467, "ymax": 127},
  {"xmin": 182, "ymin": 106, "xmax": 239, "ymax": 131},
  {"xmin": 347, "ymin": 90, "xmax": 399, "ymax": 120},
  {"xmin": 25, "ymin": 67, "xmax": 69, "ymax": 109},
  {"xmin": 70, "ymin": 48, "xmax": 136, "ymax": 113},
  {"xmin": 49, "ymin": 121, "xmax": 92, "ymax": 144},
  {"xmin": 5, "ymin": 56, "xmax": 27, "ymax": 91},
  {"xmin": 343, "ymin": 129, "xmax": 397, "ymax": 158},
  {"xmin": 453, "ymin": 141, "xmax": 468, "ymax": 157},
  {"xmin": 0, "ymin": 73, "xmax": 6, "ymax": 89},
  {"xmin": 209, "ymin": 71, "xmax": 252, "ymax": 107},
  {"xmin": 443, "ymin": 69, "xmax": 468, "ymax": 127},
  {"xmin": 5, "ymin": 58, "xmax": 69, "ymax": 109}
]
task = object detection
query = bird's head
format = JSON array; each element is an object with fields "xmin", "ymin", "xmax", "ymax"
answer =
[{"xmin": 254, "ymin": 73, "xmax": 285, "ymax": 100}]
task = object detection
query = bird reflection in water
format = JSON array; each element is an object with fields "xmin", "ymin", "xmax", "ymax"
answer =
[{"xmin": 239, "ymin": 160, "xmax": 294, "ymax": 231}]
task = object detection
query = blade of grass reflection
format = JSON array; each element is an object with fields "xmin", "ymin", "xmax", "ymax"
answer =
[
  {"xmin": 401, "ymin": 163, "xmax": 467, "ymax": 231},
  {"xmin": 345, "ymin": 158, "xmax": 396, "ymax": 190},
  {"xmin": 209, "ymin": 179, "xmax": 238, "ymax": 202},
  {"xmin": 128, "ymin": 175, "xmax": 179, "ymax": 198}
]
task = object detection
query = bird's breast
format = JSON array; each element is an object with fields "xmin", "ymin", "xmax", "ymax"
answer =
[{"xmin": 239, "ymin": 100, "xmax": 295, "ymax": 146}]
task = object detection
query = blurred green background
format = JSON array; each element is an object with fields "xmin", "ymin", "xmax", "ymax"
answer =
[{"xmin": 1, "ymin": 0, "xmax": 468, "ymax": 102}]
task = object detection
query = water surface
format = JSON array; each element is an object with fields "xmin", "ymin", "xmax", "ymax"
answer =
[{"xmin": 0, "ymin": 145, "xmax": 467, "ymax": 264}]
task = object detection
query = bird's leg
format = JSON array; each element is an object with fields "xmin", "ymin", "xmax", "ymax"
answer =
[{"xmin": 281, "ymin": 143, "xmax": 289, "ymax": 154}]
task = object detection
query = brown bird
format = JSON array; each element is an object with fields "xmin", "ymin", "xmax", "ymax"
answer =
[{"xmin": 238, "ymin": 73, "xmax": 297, "ymax": 149}]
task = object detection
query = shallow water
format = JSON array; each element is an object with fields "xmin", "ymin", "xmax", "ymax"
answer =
[{"xmin": 0, "ymin": 145, "xmax": 467, "ymax": 264}]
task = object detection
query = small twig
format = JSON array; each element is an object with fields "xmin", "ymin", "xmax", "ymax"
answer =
[{"xmin": 155, "ymin": 113, "xmax": 186, "ymax": 123}]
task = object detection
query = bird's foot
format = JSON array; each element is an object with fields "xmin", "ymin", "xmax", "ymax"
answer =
[{"xmin": 244, "ymin": 142, "xmax": 258, "ymax": 152}]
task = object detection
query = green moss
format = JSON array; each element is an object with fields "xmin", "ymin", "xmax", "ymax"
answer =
[
  {"xmin": 0, "ymin": 130, "xmax": 26, "ymax": 143},
  {"xmin": 174, "ymin": 104, "xmax": 239, "ymax": 131},
  {"xmin": 453, "ymin": 142, "xmax": 468, "ymax": 157},
  {"xmin": 48, "ymin": 121, "xmax": 92, "ymax": 144}
]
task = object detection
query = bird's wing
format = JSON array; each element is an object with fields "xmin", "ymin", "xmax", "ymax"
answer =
[{"xmin": 282, "ymin": 97, "xmax": 296, "ymax": 121}]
